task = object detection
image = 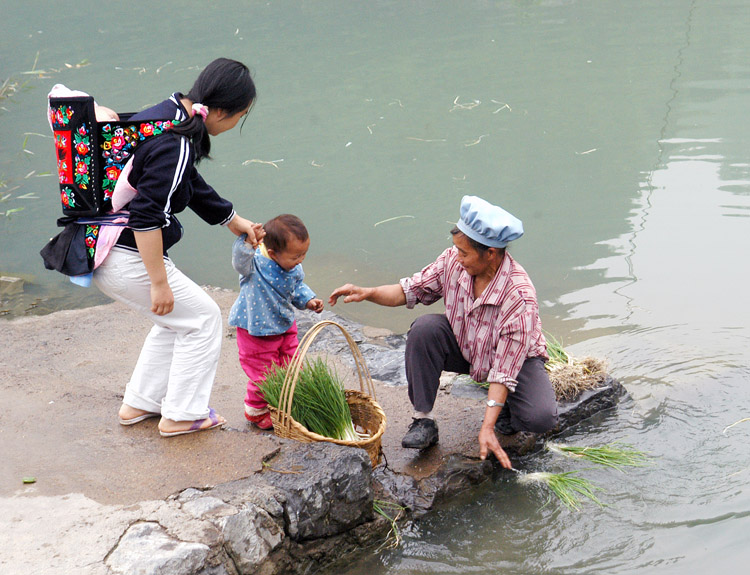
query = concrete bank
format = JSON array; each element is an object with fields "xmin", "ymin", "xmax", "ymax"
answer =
[{"xmin": 0, "ymin": 288, "xmax": 624, "ymax": 574}]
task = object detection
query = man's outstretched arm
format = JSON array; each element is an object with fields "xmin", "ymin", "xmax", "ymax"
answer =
[{"xmin": 328, "ymin": 283, "xmax": 407, "ymax": 307}]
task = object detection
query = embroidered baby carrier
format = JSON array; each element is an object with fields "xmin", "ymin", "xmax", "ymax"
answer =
[
  {"xmin": 43, "ymin": 85, "xmax": 179, "ymax": 279},
  {"xmin": 47, "ymin": 85, "xmax": 179, "ymax": 217}
]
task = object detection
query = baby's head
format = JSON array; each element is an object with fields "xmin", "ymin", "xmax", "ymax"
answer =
[
  {"xmin": 94, "ymin": 104, "xmax": 119, "ymax": 122},
  {"xmin": 264, "ymin": 214, "xmax": 310, "ymax": 271}
]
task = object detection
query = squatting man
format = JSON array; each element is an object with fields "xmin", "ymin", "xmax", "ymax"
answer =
[{"xmin": 329, "ymin": 195, "xmax": 558, "ymax": 468}]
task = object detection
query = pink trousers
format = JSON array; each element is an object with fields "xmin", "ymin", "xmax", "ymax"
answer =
[{"xmin": 237, "ymin": 323, "xmax": 299, "ymax": 411}]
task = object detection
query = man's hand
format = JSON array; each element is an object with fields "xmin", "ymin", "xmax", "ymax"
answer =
[
  {"xmin": 478, "ymin": 425, "xmax": 512, "ymax": 469},
  {"xmin": 306, "ymin": 298, "xmax": 324, "ymax": 313},
  {"xmin": 329, "ymin": 283, "xmax": 406, "ymax": 307},
  {"xmin": 328, "ymin": 284, "xmax": 371, "ymax": 306}
]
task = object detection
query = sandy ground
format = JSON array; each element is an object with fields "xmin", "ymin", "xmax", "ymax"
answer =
[{"xmin": 0, "ymin": 288, "xmax": 488, "ymax": 506}]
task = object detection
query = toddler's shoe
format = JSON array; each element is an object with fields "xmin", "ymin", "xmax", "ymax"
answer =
[{"xmin": 245, "ymin": 410, "xmax": 273, "ymax": 430}]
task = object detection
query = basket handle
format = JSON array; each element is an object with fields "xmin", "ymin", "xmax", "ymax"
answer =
[{"xmin": 277, "ymin": 320, "xmax": 376, "ymax": 430}]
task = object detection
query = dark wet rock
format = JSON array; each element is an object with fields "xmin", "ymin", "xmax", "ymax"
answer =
[
  {"xmin": 449, "ymin": 374, "xmax": 487, "ymax": 398},
  {"xmin": 373, "ymin": 466, "xmax": 426, "ymax": 514},
  {"xmin": 376, "ymin": 455, "xmax": 495, "ymax": 518},
  {"xmin": 263, "ymin": 513, "xmax": 391, "ymax": 575},
  {"xmin": 554, "ymin": 375, "xmax": 625, "ymax": 431},
  {"xmin": 356, "ymin": 342, "xmax": 408, "ymax": 386},
  {"xmin": 210, "ymin": 442, "xmax": 388, "ymax": 575},
  {"xmin": 422, "ymin": 455, "xmax": 494, "ymax": 504},
  {"xmin": 296, "ymin": 309, "xmax": 366, "ymax": 347},
  {"xmin": 374, "ymin": 378, "xmax": 627, "ymax": 516},
  {"xmin": 255, "ymin": 442, "xmax": 374, "ymax": 541}
]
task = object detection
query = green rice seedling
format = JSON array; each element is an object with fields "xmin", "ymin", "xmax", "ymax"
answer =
[
  {"xmin": 260, "ymin": 357, "xmax": 360, "ymax": 442},
  {"xmin": 373, "ymin": 499, "xmax": 406, "ymax": 549},
  {"xmin": 518, "ymin": 470, "xmax": 605, "ymax": 511},
  {"xmin": 546, "ymin": 442, "xmax": 651, "ymax": 472},
  {"xmin": 544, "ymin": 331, "xmax": 571, "ymax": 366},
  {"xmin": 468, "ymin": 378, "xmax": 489, "ymax": 389},
  {"xmin": 544, "ymin": 333, "xmax": 608, "ymax": 400}
]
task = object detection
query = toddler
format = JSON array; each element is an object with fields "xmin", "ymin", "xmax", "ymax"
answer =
[{"xmin": 229, "ymin": 214, "xmax": 324, "ymax": 429}]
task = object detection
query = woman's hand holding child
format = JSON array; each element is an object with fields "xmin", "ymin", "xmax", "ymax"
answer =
[{"xmin": 228, "ymin": 215, "xmax": 265, "ymax": 247}]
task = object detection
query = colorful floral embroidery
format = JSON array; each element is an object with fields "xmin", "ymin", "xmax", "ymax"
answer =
[
  {"xmin": 60, "ymin": 186, "xmax": 76, "ymax": 208},
  {"xmin": 50, "ymin": 97, "xmax": 179, "ymax": 215},
  {"xmin": 105, "ymin": 165, "xmax": 121, "ymax": 182},
  {"xmin": 54, "ymin": 131, "xmax": 69, "ymax": 149},
  {"xmin": 100, "ymin": 120, "xmax": 178, "ymax": 201},
  {"xmin": 54, "ymin": 131, "xmax": 73, "ymax": 184},
  {"xmin": 84, "ymin": 225, "xmax": 99, "ymax": 259},
  {"xmin": 50, "ymin": 105, "xmax": 75, "ymax": 128},
  {"xmin": 73, "ymin": 124, "xmax": 92, "ymax": 190}
]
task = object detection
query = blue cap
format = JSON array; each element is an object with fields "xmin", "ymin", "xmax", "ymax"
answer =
[{"xmin": 456, "ymin": 195, "xmax": 523, "ymax": 248}]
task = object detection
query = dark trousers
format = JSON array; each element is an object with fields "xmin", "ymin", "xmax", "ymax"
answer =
[{"xmin": 405, "ymin": 314, "xmax": 558, "ymax": 433}]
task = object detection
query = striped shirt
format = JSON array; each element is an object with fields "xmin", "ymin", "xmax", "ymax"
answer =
[{"xmin": 399, "ymin": 247, "xmax": 547, "ymax": 392}]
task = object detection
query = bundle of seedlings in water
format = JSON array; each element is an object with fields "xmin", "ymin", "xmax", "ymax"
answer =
[
  {"xmin": 544, "ymin": 332, "xmax": 609, "ymax": 401},
  {"xmin": 518, "ymin": 470, "xmax": 606, "ymax": 511},
  {"xmin": 546, "ymin": 442, "xmax": 651, "ymax": 472},
  {"xmin": 260, "ymin": 357, "xmax": 362, "ymax": 442},
  {"xmin": 468, "ymin": 333, "xmax": 607, "ymax": 400},
  {"xmin": 545, "ymin": 331, "xmax": 572, "ymax": 365}
]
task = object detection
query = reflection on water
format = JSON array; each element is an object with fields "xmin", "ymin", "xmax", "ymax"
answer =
[{"xmin": 3, "ymin": 1, "xmax": 750, "ymax": 573}]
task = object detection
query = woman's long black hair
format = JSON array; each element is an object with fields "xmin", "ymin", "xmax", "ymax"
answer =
[{"xmin": 171, "ymin": 58, "xmax": 256, "ymax": 162}]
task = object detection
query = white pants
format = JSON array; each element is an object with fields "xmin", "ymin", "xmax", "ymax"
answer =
[{"xmin": 93, "ymin": 247, "xmax": 222, "ymax": 421}]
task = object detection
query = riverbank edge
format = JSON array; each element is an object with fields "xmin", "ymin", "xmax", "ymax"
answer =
[
  {"xmin": 0, "ymin": 289, "xmax": 625, "ymax": 575},
  {"xmin": 106, "ymin": 380, "xmax": 625, "ymax": 575}
]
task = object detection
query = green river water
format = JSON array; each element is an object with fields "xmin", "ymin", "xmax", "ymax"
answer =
[{"xmin": 2, "ymin": 1, "xmax": 750, "ymax": 573}]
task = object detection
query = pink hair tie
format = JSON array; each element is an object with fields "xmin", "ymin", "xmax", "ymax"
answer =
[{"xmin": 191, "ymin": 103, "xmax": 208, "ymax": 121}]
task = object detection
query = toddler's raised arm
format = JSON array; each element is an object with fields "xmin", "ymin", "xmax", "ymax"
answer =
[{"xmin": 231, "ymin": 234, "xmax": 256, "ymax": 277}]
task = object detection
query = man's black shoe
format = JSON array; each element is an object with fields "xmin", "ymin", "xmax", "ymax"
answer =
[
  {"xmin": 494, "ymin": 406, "xmax": 516, "ymax": 435},
  {"xmin": 401, "ymin": 418, "xmax": 439, "ymax": 449}
]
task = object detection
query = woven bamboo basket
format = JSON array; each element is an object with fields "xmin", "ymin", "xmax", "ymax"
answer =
[{"xmin": 268, "ymin": 320, "xmax": 387, "ymax": 467}]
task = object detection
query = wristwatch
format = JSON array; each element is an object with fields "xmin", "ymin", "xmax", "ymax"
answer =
[{"xmin": 486, "ymin": 399, "xmax": 504, "ymax": 408}]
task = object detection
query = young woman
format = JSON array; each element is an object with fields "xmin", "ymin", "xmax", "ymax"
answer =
[{"xmin": 93, "ymin": 58, "xmax": 264, "ymax": 437}]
